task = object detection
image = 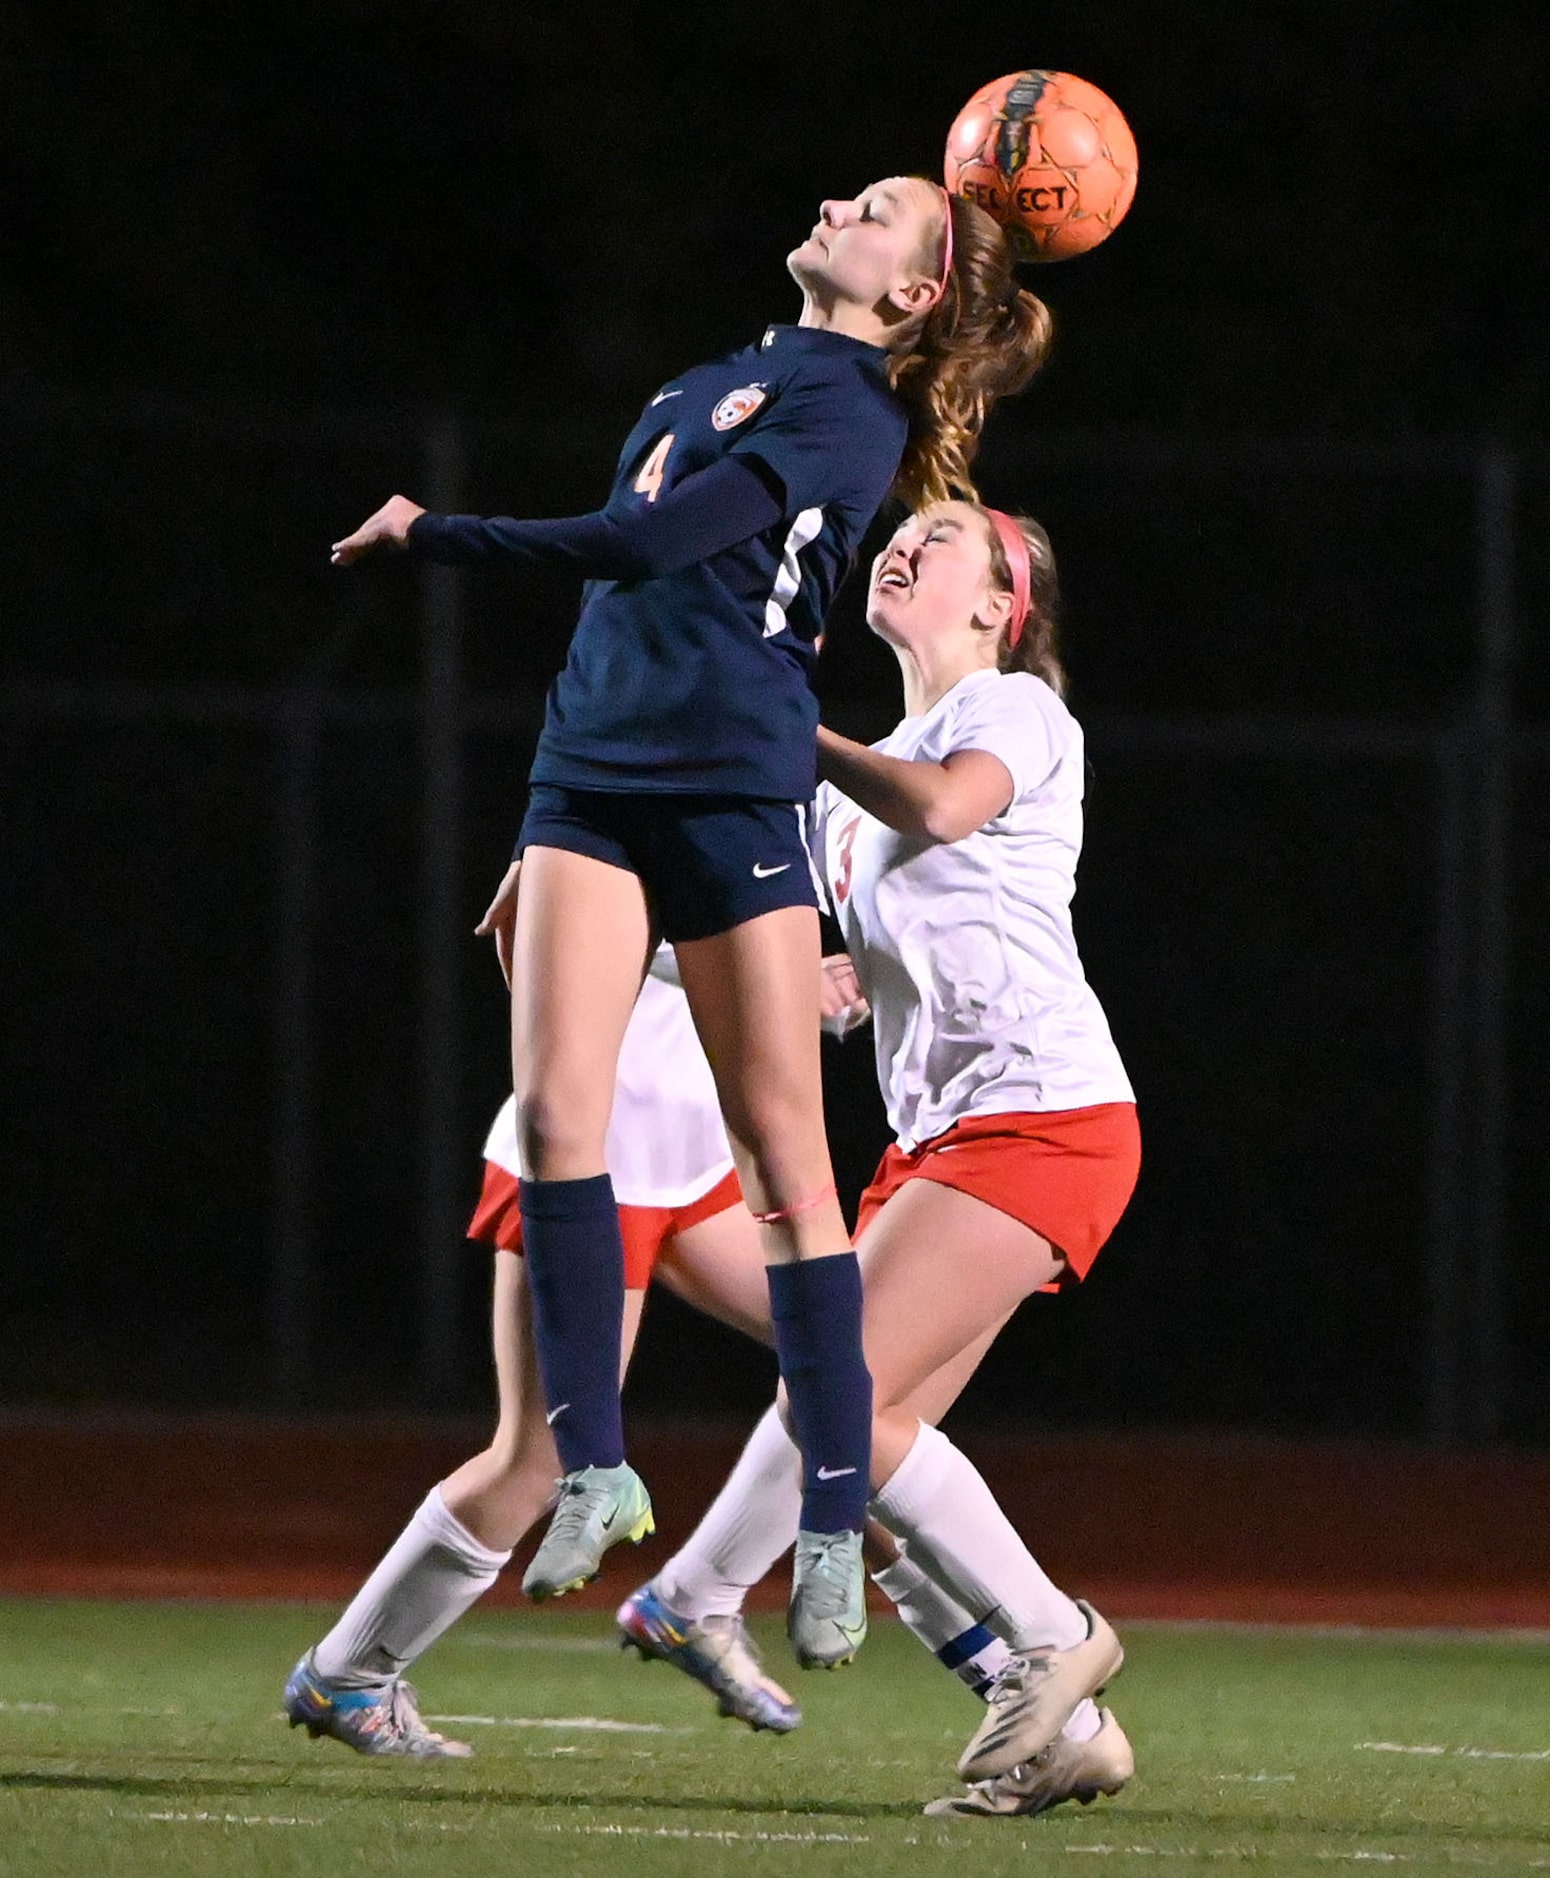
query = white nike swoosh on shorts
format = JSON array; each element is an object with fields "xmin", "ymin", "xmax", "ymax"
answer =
[
  {"xmin": 815, "ymin": 1464, "xmax": 857, "ymax": 1481},
  {"xmin": 752, "ymin": 861, "xmax": 793, "ymax": 878},
  {"xmin": 546, "ymin": 1404, "xmax": 570, "ymax": 1425},
  {"xmin": 651, "ymin": 388, "xmax": 682, "ymax": 404}
]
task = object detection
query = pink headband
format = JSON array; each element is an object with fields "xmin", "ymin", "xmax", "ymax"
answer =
[
  {"xmin": 936, "ymin": 185, "xmax": 955, "ymax": 299},
  {"xmin": 985, "ymin": 509, "xmax": 1031, "ymax": 648}
]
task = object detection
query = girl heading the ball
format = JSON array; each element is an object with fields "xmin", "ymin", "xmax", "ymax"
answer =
[{"xmin": 330, "ymin": 176, "xmax": 1049, "ymax": 1657}]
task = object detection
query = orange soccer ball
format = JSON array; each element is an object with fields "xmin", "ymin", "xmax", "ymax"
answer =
[{"xmin": 944, "ymin": 70, "xmax": 1138, "ymax": 261}]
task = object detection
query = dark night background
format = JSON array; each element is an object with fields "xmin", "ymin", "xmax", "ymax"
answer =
[{"xmin": 2, "ymin": 3, "xmax": 1546, "ymax": 1445}]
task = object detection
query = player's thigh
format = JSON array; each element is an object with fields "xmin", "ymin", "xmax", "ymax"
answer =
[
  {"xmin": 857, "ymin": 1178, "xmax": 1063, "ymax": 1409},
  {"xmin": 898, "ymin": 1317, "xmax": 1009, "ymax": 1427},
  {"xmin": 675, "ymin": 905, "xmax": 829, "ymax": 1170},
  {"xmin": 655, "ymin": 1202, "xmax": 773, "ymax": 1345},
  {"xmin": 509, "ymin": 844, "xmax": 654, "ymax": 1164}
]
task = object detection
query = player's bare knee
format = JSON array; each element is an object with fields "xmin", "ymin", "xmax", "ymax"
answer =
[{"xmin": 512, "ymin": 1089, "xmax": 605, "ymax": 1178}]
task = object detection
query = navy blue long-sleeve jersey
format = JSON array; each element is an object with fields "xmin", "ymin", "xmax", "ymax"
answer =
[{"xmin": 408, "ymin": 325, "xmax": 908, "ymax": 802}]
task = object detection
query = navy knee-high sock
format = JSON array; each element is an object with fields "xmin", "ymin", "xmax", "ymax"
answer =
[
  {"xmin": 518, "ymin": 1174, "xmax": 626, "ymax": 1474},
  {"xmin": 766, "ymin": 1253, "xmax": 872, "ymax": 1534}
]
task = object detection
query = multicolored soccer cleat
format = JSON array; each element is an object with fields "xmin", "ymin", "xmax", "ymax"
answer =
[
  {"xmin": 618, "ymin": 1581, "xmax": 801, "ymax": 1733},
  {"xmin": 522, "ymin": 1462, "xmax": 655, "ymax": 1600},
  {"xmin": 787, "ymin": 1528, "xmax": 868, "ymax": 1669},
  {"xmin": 925, "ymin": 1708, "xmax": 1134, "ymax": 1818},
  {"xmin": 282, "ymin": 1652, "xmax": 473, "ymax": 1760}
]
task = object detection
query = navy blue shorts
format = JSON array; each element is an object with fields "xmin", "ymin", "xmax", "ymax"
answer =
[{"xmin": 517, "ymin": 785, "xmax": 819, "ymax": 944}]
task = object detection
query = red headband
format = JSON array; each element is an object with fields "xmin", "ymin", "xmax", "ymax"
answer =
[
  {"xmin": 936, "ymin": 185, "xmax": 955, "ymax": 299},
  {"xmin": 985, "ymin": 509, "xmax": 1032, "ymax": 648}
]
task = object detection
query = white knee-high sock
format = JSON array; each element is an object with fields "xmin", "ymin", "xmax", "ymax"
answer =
[
  {"xmin": 311, "ymin": 1486, "xmax": 513, "ymax": 1686},
  {"xmin": 871, "ymin": 1553, "xmax": 1012, "ymax": 1696},
  {"xmin": 655, "ymin": 1404, "xmax": 802, "ymax": 1618},
  {"xmin": 870, "ymin": 1423, "xmax": 1087, "ymax": 1654},
  {"xmin": 870, "ymin": 1552, "xmax": 1100, "ymax": 1742}
]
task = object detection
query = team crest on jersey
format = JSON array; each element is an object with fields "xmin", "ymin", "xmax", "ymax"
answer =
[{"xmin": 712, "ymin": 384, "xmax": 767, "ymax": 431}]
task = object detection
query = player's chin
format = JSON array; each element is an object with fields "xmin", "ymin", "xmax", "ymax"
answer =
[
  {"xmin": 787, "ymin": 241, "xmax": 829, "ymax": 282},
  {"xmin": 864, "ymin": 595, "xmax": 905, "ymax": 640}
]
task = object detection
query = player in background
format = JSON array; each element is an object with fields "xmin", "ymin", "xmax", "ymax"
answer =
[
  {"xmin": 620, "ymin": 501, "xmax": 1140, "ymax": 1819},
  {"xmin": 329, "ymin": 178, "xmax": 1052, "ymax": 1658},
  {"xmin": 282, "ymin": 917, "xmax": 1058, "ymax": 1762}
]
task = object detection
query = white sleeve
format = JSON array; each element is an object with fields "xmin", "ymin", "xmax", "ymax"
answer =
[{"xmin": 944, "ymin": 675, "xmax": 1063, "ymax": 803}]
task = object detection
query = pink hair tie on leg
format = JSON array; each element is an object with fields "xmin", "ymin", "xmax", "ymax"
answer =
[
  {"xmin": 985, "ymin": 508, "xmax": 1032, "ymax": 648},
  {"xmin": 751, "ymin": 1183, "xmax": 838, "ymax": 1226}
]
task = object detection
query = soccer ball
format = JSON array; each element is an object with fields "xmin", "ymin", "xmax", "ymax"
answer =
[{"xmin": 944, "ymin": 70, "xmax": 1138, "ymax": 261}]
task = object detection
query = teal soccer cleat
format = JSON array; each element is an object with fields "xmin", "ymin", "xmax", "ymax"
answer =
[
  {"xmin": 522, "ymin": 1462, "xmax": 655, "ymax": 1599},
  {"xmin": 787, "ymin": 1528, "xmax": 867, "ymax": 1669}
]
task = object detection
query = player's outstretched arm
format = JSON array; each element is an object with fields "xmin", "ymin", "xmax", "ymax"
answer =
[
  {"xmin": 816, "ymin": 726, "xmax": 1013, "ymax": 846},
  {"xmin": 398, "ymin": 455, "xmax": 785, "ymax": 582},
  {"xmin": 330, "ymin": 494, "xmax": 426, "ymax": 565}
]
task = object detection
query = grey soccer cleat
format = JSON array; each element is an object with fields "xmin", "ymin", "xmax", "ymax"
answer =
[
  {"xmin": 958, "ymin": 1600, "xmax": 1123, "ymax": 1782},
  {"xmin": 618, "ymin": 1580, "xmax": 802, "ymax": 1732},
  {"xmin": 787, "ymin": 1528, "xmax": 867, "ymax": 1669},
  {"xmin": 926, "ymin": 1708, "xmax": 1134, "ymax": 1818},
  {"xmin": 522, "ymin": 1462, "xmax": 654, "ymax": 1600},
  {"xmin": 282, "ymin": 1652, "xmax": 473, "ymax": 1760}
]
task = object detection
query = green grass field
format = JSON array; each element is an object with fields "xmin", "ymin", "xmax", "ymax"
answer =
[{"xmin": 1, "ymin": 1599, "xmax": 1547, "ymax": 1876}]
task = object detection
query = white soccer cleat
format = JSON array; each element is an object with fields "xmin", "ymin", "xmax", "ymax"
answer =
[
  {"xmin": 926, "ymin": 1708, "xmax": 1134, "ymax": 1818},
  {"xmin": 957, "ymin": 1599, "xmax": 1123, "ymax": 1782}
]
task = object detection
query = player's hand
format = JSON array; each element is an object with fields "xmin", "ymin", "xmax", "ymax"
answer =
[
  {"xmin": 475, "ymin": 860, "xmax": 522, "ymax": 989},
  {"xmin": 331, "ymin": 495, "xmax": 426, "ymax": 565},
  {"xmin": 820, "ymin": 951, "xmax": 870, "ymax": 1036}
]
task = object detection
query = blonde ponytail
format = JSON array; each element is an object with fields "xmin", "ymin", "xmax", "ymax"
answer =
[{"xmin": 889, "ymin": 193, "xmax": 1054, "ymax": 507}]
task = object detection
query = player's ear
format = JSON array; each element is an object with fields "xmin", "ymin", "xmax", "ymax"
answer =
[
  {"xmin": 974, "ymin": 582, "xmax": 1014, "ymax": 634},
  {"xmin": 887, "ymin": 275, "xmax": 941, "ymax": 318}
]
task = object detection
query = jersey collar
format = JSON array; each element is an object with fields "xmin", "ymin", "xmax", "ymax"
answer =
[{"xmin": 760, "ymin": 324, "xmax": 891, "ymax": 371}]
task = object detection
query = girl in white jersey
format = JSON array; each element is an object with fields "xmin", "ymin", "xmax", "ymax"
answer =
[
  {"xmin": 622, "ymin": 501, "xmax": 1140, "ymax": 1820},
  {"xmin": 280, "ymin": 935, "xmax": 1029, "ymax": 1762}
]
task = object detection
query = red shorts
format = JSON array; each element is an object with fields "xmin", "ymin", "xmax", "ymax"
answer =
[
  {"xmin": 853, "ymin": 1103, "xmax": 1140, "ymax": 1283},
  {"xmin": 467, "ymin": 1165, "xmax": 744, "ymax": 1289}
]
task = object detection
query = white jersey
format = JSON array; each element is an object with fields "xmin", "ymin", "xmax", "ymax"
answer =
[
  {"xmin": 815, "ymin": 668, "xmax": 1133, "ymax": 1151},
  {"xmin": 481, "ymin": 948, "xmax": 735, "ymax": 1206}
]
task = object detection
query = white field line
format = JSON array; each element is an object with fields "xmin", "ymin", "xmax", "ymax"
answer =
[
  {"xmin": 1061, "ymin": 1850, "xmax": 1550, "ymax": 1868},
  {"xmin": 1213, "ymin": 1772, "xmax": 1298, "ymax": 1781},
  {"xmin": 538, "ymin": 1823, "xmax": 871, "ymax": 1845},
  {"xmin": 1358, "ymin": 1740, "xmax": 1550, "ymax": 1762},
  {"xmin": 135, "ymin": 1812, "xmax": 324, "ymax": 1828},
  {"xmin": 0, "ymin": 1700, "xmax": 59, "ymax": 1713},
  {"xmin": 429, "ymin": 1712, "xmax": 690, "ymax": 1734},
  {"xmin": 1064, "ymin": 1851, "xmax": 1400, "ymax": 1865}
]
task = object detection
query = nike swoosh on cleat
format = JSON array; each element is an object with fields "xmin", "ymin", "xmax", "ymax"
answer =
[
  {"xmin": 814, "ymin": 1465, "xmax": 857, "ymax": 1480},
  {"xmin": 752, "ymin": 861, "xmax": 793, "ymax": 878}
]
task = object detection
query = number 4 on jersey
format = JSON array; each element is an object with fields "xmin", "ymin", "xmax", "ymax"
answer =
[{"xmin": 633, "ymin": 433, "xmax": 675, "ymax": 503}]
